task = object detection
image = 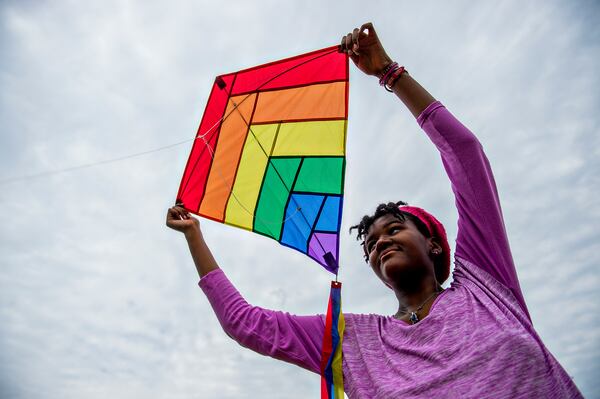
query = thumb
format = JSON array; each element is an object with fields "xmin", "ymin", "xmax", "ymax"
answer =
[{"xmin": 359, "ymin": 22, "xmax": 377, "ymax": 39}]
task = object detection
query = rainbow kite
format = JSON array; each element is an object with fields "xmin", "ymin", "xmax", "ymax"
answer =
[
  {"xmin": 176, "ymin": 46, "xmax": 348, "ymax": 274},
  {"xmin": 176, "ymin": 46, "xmax": 347, "ymax": 397}
]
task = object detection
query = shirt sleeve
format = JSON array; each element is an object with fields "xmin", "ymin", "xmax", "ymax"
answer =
[
  {"xmin": 417, "ymin": 101, "xmax": 529, "ymax": 318},
  {"xmin": 198, "ymin": 268, "xmax": 324, "ymax": 374}
]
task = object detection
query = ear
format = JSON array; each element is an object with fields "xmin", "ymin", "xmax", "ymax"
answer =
[{"xmin": 428, "ymin": 237, "xmax": 443, "ymax": 257}]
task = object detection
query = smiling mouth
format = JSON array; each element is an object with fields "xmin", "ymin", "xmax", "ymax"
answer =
[{"xmin": 379, "ymin": 247, "xmax": 401, "ymax": 263}]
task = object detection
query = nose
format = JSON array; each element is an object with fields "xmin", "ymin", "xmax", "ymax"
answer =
[{"xmin": 374, "ymin": 235, "xmax": 393, "ymax": 254}]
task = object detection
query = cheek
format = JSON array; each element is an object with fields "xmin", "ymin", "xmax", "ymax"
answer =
[
  {"xmin": 368, "ymin": 257, "xmax": 383, "ymax": 277},
  {"xmin": 368, "ymin": 253, "xmax": 383, "ymax": 273},
  {"xmin": 367, "ymin": 251, "xmax": 375, "ymax": 264}
]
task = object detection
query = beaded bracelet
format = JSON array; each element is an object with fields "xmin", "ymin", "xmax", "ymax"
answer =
[
  {"xmin": 378, "ymin": 62, "xmax": 398, "ymax": 86},
  {"xmin": 384, "ymin": 66, "xmax": 407, "ymax": 92}
]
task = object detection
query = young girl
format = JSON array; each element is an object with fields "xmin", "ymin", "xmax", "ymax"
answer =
[{"xmin": 167, "ymin": 23, "xmax": 582, "ymax": 398}]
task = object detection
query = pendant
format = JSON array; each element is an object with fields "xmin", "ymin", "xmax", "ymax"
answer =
[{"xmin": 409, "ymin": 312, "xmax": 419, "ymax": 324}]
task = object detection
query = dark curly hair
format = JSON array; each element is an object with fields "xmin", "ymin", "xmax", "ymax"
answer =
[{"xmin": 349, "ymin": 201, "xmax": 432, "ymax": 262}]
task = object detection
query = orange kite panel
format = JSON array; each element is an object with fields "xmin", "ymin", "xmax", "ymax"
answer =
[
  {"xmin": 199, "ymin": 93, "xmax": 257, "ymax": 219},
  {"xmin": 252, "ymin": 82, "xmax": 346, "ymax": 124}
]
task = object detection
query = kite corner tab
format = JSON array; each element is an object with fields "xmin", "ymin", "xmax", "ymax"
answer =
[
  {"xmin": 324, "ymin": 251, "xmax": 338, "ymax": 272},
  {"xmin": 215, "ymin": 76, "xmax": 227, "ymax": 90}
]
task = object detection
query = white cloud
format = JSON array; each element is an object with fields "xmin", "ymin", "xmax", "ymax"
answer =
[{"xmin": 1, "ymin": 0, "xmax": 598, "ymax": 398}]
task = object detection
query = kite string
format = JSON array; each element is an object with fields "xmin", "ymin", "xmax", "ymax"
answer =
[
  {"xmin": 0, "ymin": 96, "xmax": 247, "ymax": 186},
  {"xmin": 0, "ymin": 137, "xmax": 201, "ymax": 185}
]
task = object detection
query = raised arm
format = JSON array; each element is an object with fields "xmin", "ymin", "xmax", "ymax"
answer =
[
  {"xmin": 341, "ymin": 23, "xmax": 529, "ymax": 317},
  {"xmin": 166, "ymin": 206, "xmax": 324, "ymax": 373}
]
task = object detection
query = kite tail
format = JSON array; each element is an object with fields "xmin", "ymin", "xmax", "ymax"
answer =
[{"xmin": 320, "ymin": 281, "xmax": 344, "ymax": 399}]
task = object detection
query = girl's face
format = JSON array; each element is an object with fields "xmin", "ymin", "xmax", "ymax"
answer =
[{"xmin": 364, "ymin": 214, "xmax": 438, "ymax": 289}]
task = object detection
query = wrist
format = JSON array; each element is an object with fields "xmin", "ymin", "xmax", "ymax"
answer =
[
  {"xmin": 184, "ymin": 226, "xmax": 202, "ymax": 241},
  {"xmin": 383, "ymin": 66, "xmax": 407, "ymax": 92},
  {"xmin": 375, "ymin": 57, "xmax": 394, "ymax": 78}
]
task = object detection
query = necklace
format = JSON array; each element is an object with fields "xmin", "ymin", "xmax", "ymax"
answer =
[{"xmin": 399, "ymin": 291, "xmax": 440, "ymax": 324}]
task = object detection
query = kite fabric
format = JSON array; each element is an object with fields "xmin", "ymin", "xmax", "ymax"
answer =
[
  {"xmin": 176, "ymin": 45, "xmax": 349, "ymax": 274},
  {"xmin": 320, "ymin": 281, "xmax": 345, "ymax": 399}
]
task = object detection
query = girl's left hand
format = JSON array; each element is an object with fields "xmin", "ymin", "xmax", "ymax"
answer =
[{"xmin": 166, "ymin": 206, "xmax": 200, "ymax": 236}]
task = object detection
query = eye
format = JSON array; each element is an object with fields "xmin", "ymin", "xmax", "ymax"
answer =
[{"xmin": 388, "ymin": 224, "xmax": 403, "ymax": 234}]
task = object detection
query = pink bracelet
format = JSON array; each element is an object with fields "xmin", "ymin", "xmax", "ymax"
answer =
[
  {"xmin": 384, "ymin": 66, "xmax": 407, "ymax": 92},
  {"xmin": 378, "ymin": 62, "xmax": 398, "ymax": 86}
]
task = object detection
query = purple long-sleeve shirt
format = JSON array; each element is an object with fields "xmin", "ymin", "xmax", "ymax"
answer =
[{"xmin": 199, "ymin": 101, "xmax": 582, "ymax": 398}]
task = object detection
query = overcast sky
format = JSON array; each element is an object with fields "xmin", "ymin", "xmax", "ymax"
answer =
[{"xmin": 1, "ymin": 1, "xmax": 599, "ymax": 398}]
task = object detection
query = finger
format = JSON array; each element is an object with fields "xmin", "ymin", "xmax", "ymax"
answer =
[
  {"xmin": 360, "ymin": 22, "xmax": 375, "ymax": 38},
  {"xmin": 168, "ymin": 207, "xmax": 179, "ymax": 220},
  {"xmin": 167, "ymin": 208, "xmax": 179, "ymax": 225},
  {"xmin": 178, "ymin": 208, "xmax": 190, "ymax": 220},
  {"xmin": 351, "ymin": 28, "xmax": 360, "ymax": 54},
  {"xmin": 175, "ymin": 205, "xmax": 191, "ymax": 218},
  {"xmin": 171, "ymin": 206, "xmax": 187, "ymax": 220},
  {"xmin": 339, "ymin": 35, "xmax": 347, "ymax": 52},
  {"xmin": 344, "ymin": 33, "xmax": 353, "ymax": 55}
]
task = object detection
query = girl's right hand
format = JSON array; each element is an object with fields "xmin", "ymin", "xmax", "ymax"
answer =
[
  {"xmin": 166, "ymin": 206, "xmax": 200, "ymax": 236},
  {"xmin": 340, "ymin": 22, "xmax": 393, "ymax": 77}
]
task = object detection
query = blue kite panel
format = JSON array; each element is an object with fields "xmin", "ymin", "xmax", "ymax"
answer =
[
  {"xmin": 315, "ymin": 196, "xmax": 341, "ymax": 232},
  {"xmin": 281, "ymin": 193, "xmax": 325, "ymax": 252}
]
